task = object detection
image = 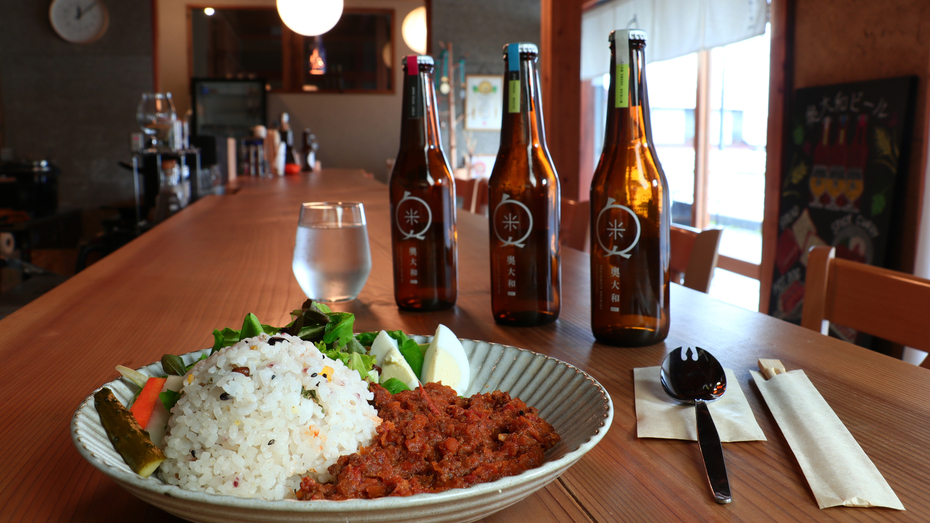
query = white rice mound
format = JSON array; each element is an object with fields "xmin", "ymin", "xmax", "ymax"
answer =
[{"xmin": 160, "ymin": 332, "xmax": 380, "ymax": 500}]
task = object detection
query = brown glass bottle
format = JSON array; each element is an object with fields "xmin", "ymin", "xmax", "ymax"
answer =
[
  {"xmin": 488, "ymin": 43, "xmax": 560, "ymax": 326},
  {"xmin": 389, "ymin": 55, "xmax": 458, "ymax": 310},
  {"xmin": 589, "ymin": 30, "xmax": 670, "ymax": 346}
]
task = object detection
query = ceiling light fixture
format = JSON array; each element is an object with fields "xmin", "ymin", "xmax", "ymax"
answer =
[
  {"xmin": 276, "ymin": 0, "xmax": 344, "ymax": 37},
  {"xmin": 402, "ymin": 6, "xmax": 427, "ymax": 55}
]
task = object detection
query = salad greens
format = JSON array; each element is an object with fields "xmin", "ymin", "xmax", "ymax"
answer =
[
  {"xmin": 125, "ymin": 300, "xmax": 428, "ymax": 394},
  {"xmin": 205, "ymin": 300, "xmax": 428, "ymax": 387},
  {"xmin": 381, "ymin": 378, "xmax": 412, "ymax": 395},
  {"xmin": 355, "ymin": 330, "xmax": 424, "ymax": 376},
  {"xmin": 159, "ymin": 389, "xmax": 181, "ymax": 411}
]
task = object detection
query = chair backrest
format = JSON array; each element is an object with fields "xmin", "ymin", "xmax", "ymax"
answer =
[
  {"xmin": 455, "ymin": 177, "xmax": 488, "ymax": 215},
  {"xmin": 560, "ymin": 199, "xmax": 590, "ymax": 252},
  {"xmin": 455, "ymin": 178, "xmax": 476, "ymax": 211},
  {"xmin": 472, "ymin": 178, "xmax": 489, "ymax": 215},
  {"xmin": 669, "ymin": 224, "xmax": 723, "ymax": 293},
  {"xmin": 801, "ymin": 245, "xmax": 930, "ymax": 357}
]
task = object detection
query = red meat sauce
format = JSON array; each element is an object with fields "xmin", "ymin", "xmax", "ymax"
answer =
[{"xmin": 295, "ymin": 381, "xmax": 560, "ymax": 500}]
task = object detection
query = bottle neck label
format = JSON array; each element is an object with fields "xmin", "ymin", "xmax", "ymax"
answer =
[
  {"xmin": 492, "ymin": 193, "xmax": 534, "ymax": 248},
  {"xmin": 405, "ymin": 56, "xmax": 423, "ymax": 119},
  {"xmin": 614, "ymin": 35, "xmax": 631, "ymax": 109},
  {"xmin": 507, "ymin": 43, "xmax": 521, "ymax": 113},
  {"xmin": 594, "ymin": 197, "xmax": 641, "ymax": 258},
  {"xmin": 395, "ymin": 190, "xmax": 433, "ymax": 240}
]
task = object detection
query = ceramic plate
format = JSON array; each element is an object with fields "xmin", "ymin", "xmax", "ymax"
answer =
[{"xmin": 72, "ymin": 338, "xmax": 613, "ymax": 523}]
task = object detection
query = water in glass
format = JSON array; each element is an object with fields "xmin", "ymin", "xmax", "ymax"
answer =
[{"xmin": 292, "ymin": 202, "xmax": 371, "ymax": 302}]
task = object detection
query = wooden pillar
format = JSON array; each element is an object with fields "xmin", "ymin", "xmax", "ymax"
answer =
[
  {"xmin": 693, "ymin": 50, "xmax": 711, "ymax": 229},
  {"xmin": 540, "ymin": 0, "xmax": 583, "ymax": 201},
  {"xmin": 759, "ymin": 0, "xmax": 795, "ymax": 313}
]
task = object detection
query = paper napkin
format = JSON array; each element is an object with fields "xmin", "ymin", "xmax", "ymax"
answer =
[{"xmin": 634, "ymin": 366, "xmax": 766, "ymax": 441}]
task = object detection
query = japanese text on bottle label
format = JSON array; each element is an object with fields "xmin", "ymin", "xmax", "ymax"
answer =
[
  {"xmin": 507, "ymin": 43, "xmax": 521, "ymax": 113},
  {"xmin": 406, "ymin": 246, "xmax": 419, "ymax": 284},
  {"xmin": 405, "ymin": 56, "xmax": 422, "ymax": 119},
  {"xmin": 614, "ymin": 31, "xmax": 630, "ymax": 109},
  {"xmin": 508, "ymin": 74, "xmax": 521, "ymax": 113}
]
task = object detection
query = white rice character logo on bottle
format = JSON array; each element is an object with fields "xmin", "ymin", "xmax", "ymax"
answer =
[
  {"xmin": 395, "ymin": 191, "xmax": 432, "ymax": 240},
  {"xmin": 596, "ymin": 197, "xmax": 641, "ymax": 258},
  {"xmin": 492, "ymin": 193, "xmax": 533, "ymax": 248}
]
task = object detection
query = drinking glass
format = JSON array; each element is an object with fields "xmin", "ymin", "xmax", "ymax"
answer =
[
  {"xmin": 292, "ymin": 202, "xmax": 372, "ymax": 302},
  {"xmin": 136, "ymin": 92, "xmax": 177, "ymax": 150}
]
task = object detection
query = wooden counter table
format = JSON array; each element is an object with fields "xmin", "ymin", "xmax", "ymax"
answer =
[{"xmin": 3, "ymin": 171, "xmax": 929, "ymax": 522}]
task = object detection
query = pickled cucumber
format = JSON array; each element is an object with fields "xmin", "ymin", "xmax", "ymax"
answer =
[{"xmin": 93, "ymin": 387, "xmax": 166, "ymax": 477}]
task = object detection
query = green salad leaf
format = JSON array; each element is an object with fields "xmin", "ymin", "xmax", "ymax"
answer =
[
  {"xmin": 211, "ymin": 327, "xmax": 240, "ymax": 354},
  {"xmin": 210, "ymin": 315, "xmax": 279, "ymax": 355},
  {"xmin": 240, "ymin": 313, "xmax": 264, "ymax": 339},
  {"xmin": 161, "ymin": 354, "xmax": 187, "ymax": 376},
  {"xmin": 323, "ymin": 312, "xmax": 355, "ymax": 350},
  {"xmin": 355, "ymin": 331, "xmax": 378, "ymax": 347},
  {"xmin": 314, "ymin": 341, "xmax": 376, "ymax": 381},
  {"xmin": 159, "ymin": 389, "xmax": 181, "ymax": 411},
  {"xmin": 381, "ymin": 378, "xmax": 411, "ymax": 394},
  {"xmin": 386, "ymin": 330, "xmax": 424, "ymax": 377}
]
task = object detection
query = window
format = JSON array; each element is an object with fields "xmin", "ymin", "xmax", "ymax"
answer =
[{"xmin": 584, "ymin": 24, "xmax": 771, "ymax": 311}]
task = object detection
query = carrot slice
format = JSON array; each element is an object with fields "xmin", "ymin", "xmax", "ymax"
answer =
[{"xmin": 130, "ymin": 377, "xmax": 167, "ymax": 428}]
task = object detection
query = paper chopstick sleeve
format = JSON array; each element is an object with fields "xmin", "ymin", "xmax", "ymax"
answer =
[{"xmin": 751, "ymin": 369, "xmax": 904, "ymax": 510}]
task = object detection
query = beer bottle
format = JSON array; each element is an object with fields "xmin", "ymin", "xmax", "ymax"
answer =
[
  {"xmin": 488, "ymin": 43, "xmax": 561, "ymax": 326},
  {"xmin": 389, "ymin": 55, "xmax": 458, "ymax": 310},
  {"xmin": 590, "ymin": 30, "xmax": 670, "ymax": 346}
]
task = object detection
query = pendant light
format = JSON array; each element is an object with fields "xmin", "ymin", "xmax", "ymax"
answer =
[
  {"xmin": 277, "ymin": 0, "xmax": 344, "ymax": 37},
  {"xmin": 402, "ymin": 6, "xmax": 427, "ymax": 55}
]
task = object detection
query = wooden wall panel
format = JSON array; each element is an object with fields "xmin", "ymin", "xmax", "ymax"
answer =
[
  {"xmin": 760, "ymin": 0, "xmax": 794, "ymax": 313},
  {"xmin": 792, "ymin": 0, "xmax": 930, "ymax": 273},
  {"xmin": 541, "ymin": 0, "xmax": 584, "ymax": 201}
]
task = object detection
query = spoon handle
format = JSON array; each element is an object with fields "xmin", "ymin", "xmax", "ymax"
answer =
[{"xmin": 695, "ymin": 399, "xmax": 732, "ymax": 504}]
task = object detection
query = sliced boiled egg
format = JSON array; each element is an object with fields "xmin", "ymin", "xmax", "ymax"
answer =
[
  {"xmin": 421, "ymin": 324, "xmax": 470, "ymax": 395},
  {"xmin": 370, "ymin": 330, "xmax": 419, "ymax": 390}
]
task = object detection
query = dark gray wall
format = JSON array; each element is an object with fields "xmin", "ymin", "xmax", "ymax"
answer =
[
  {"xmin": 431, "ymin": 0, "xmax": 540, "ymax": 168},
  {"xmin": 0, "ymin": 0, "xmax": 153, "ymax": 211}
]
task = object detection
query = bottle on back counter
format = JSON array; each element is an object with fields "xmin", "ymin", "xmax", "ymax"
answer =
[
  {"xmin": 279, "ymin": 112, "xmax": 301, "ymax": 175},
  {"xmin": 589, "ymin": 30, "xmax": 670, "ymax": 347},
  {"xmin": 388, "ymin": 55, "xmax": 458, "ymax": 311},
  {"xmin": 487, "ymin": 43, "xmax": 560, "ymax": 326}
]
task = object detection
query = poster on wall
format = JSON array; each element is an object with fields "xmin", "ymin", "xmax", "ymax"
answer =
[
  {"xmin": 464, "ymin": 75, "xmax": 503, "ymax": 131},
  {"xmin": 769, "ymin": 76, "xmax": 917, "ymax": 345}
]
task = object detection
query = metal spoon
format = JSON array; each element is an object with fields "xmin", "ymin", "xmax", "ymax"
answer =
[{"xmin": 660, "ymin": 346, "xmax": 732, "ymax": 504}]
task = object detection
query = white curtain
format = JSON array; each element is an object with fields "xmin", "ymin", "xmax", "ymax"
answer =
[{"xmin": 581, "ymin": 0, "xmax": 768, "ymax": 80}]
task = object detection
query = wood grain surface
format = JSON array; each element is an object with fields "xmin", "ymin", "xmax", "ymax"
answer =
[{"xmin": 2, "ymin": 171, "xmax": 929, "ymax": 522}]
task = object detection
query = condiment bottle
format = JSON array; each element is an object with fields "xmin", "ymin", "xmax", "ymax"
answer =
[
  {"xmin": 589, "ymin": 30, "xmax": 670, "ymax": 346},
  {"xmin": 488, "ymin": 43, "xmax": 561, "ymax": 326},
  {"xmin": 388, "ymin": 55, "xmax": 458, "ymax": 311}
]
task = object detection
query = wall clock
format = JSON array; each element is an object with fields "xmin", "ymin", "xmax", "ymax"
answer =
[{"xmin": 49, "ymin": 0, "xmax": 109, "ymax": 44}]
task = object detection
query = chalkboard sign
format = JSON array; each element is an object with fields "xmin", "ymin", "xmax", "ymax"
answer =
[{"xmin": 769, "ymin": 76, "xmax": 917, "ymax": 345}]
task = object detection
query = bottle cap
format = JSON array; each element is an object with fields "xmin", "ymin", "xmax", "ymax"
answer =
[
  {"xmin": 403, "ymin": 55, "xmax": 434, "ymax": 66},
  {"xmin": 501, "ymin": 42, "xmax": 538, "ymax": 57},
  {"xmin": 609, "ymin": 29, "xmax": 647, "ymax": 43}
]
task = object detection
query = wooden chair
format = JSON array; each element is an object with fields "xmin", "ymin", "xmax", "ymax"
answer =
[
  {"xmin": 455, "ymin": 178, "xmax": 475, "ymax": 211},
  {"xmin": 560, "ymin": 199, "xmax": 590, "ymax": 251},
  {"xmin": 455, "ymin": 177, "xmax": 488, "ymax": 215},
  {"xmin": 669, "ymin": 224, "xmax": 723, "ymax": 293},
  {"xmin": 801, "ymin": 245, "xmax": 930, "ymax": 367}
]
